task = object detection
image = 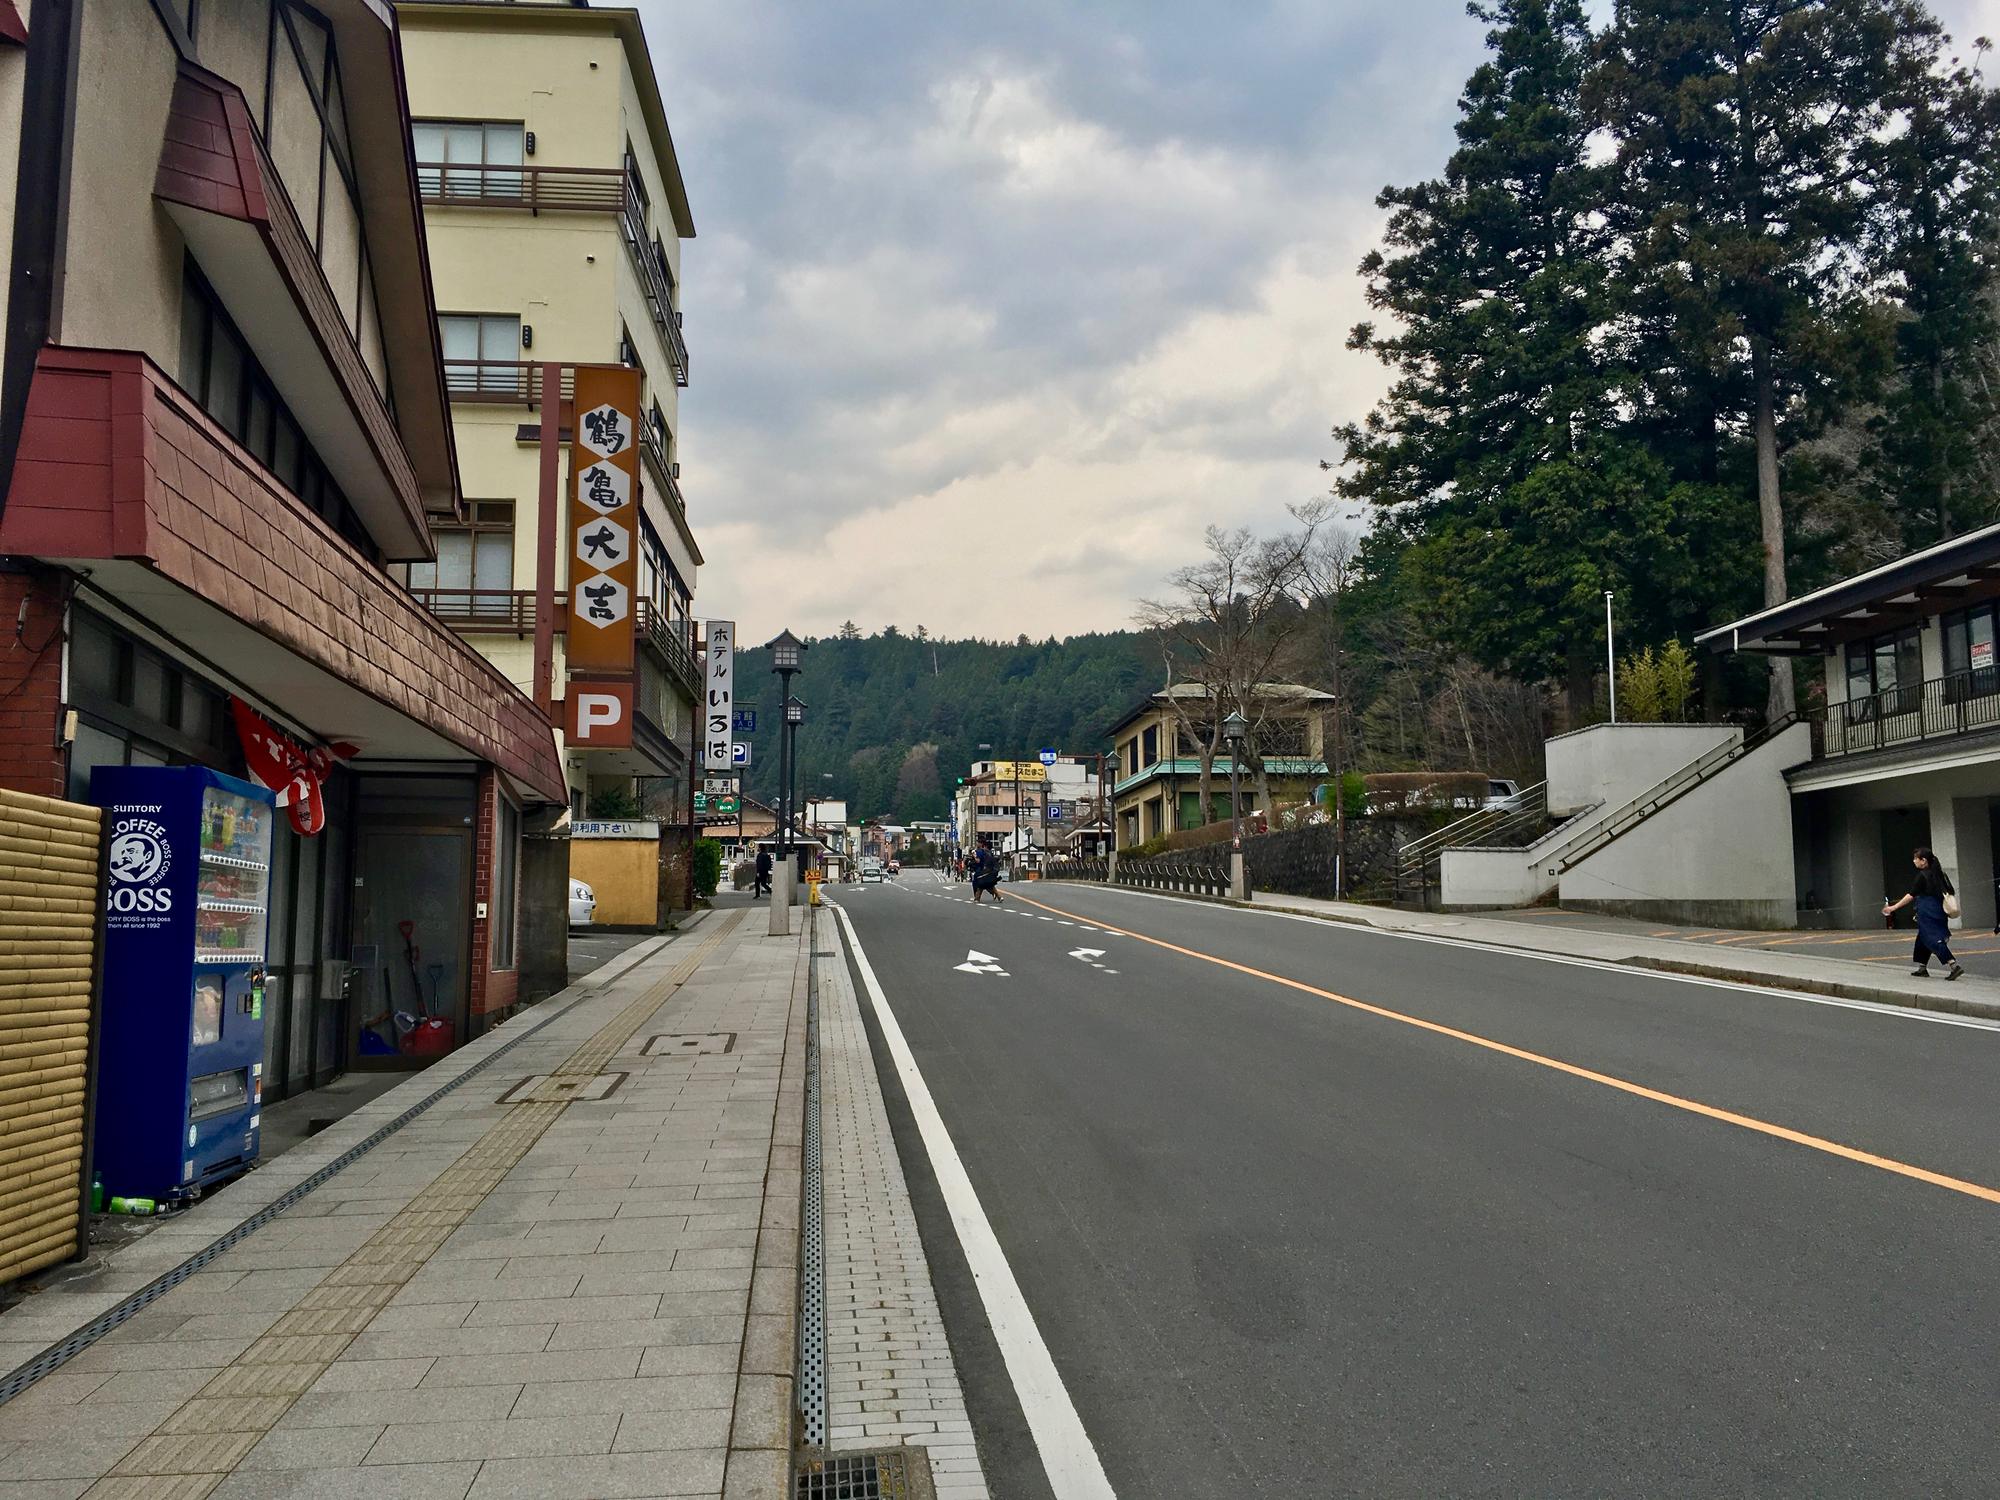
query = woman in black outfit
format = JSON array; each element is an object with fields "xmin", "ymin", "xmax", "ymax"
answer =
[{"xmin": 1883, "ymin": 847, "xmax": 1962, "ymax": 980}]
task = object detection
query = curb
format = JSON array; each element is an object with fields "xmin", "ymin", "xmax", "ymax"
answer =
[{"xmin": 1069, "ymin": 883, "xmax": 2000, "ymax": 1023}]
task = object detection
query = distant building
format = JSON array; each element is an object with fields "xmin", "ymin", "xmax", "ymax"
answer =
[{"xmin": 1108, "ymin": 685, "xmax": 1333, "ymax": 846}]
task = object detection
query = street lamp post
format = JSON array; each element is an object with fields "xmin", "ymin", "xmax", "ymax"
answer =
[
  {"xmin": 764, "ymin": 630, "xmax": 806, "ymax": 936},
  {"xmin": 1223, "ymin": 711, "xmax": 1248, "ymax": 901},
  {"xmin": 765, "ymin": 630, "xmax": 807, "ymax": 853},
  {"xmin": 784, "ymin": 695, "xmax": 805, "ymax": 870}
]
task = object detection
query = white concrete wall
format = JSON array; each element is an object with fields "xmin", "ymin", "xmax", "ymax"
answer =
[
  {"xmin": 1558, "ymin": 724, "xmax": 1813, "ymax": 928},
  {"xmin": 1544, "ymin": 723, "xmax": 1740, "ymax": 816},
  {"xmin": 1439, "ymin": 846, "xmax": 1556, "ymax": 909}
]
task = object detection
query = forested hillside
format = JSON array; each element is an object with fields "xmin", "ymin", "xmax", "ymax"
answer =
[{"xmin": 730, "ymin": 628, "xmax": 1158, "ymax": 823}]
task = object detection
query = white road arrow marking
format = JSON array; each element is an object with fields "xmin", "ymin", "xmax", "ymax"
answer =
[
  {"xmin": 954, "ymin": 949, "xmax": 1008, "ymax": 976},
  {"xmin": 1068, "ymin": 948, "xmax": 1106, "ymax": 962}
]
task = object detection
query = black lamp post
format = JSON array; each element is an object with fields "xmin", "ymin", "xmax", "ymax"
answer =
[
  {"xmin": 766, "ymin": 630, "xmax": 807, "ymax": 853},
  {"xmin": 784, "ymin": 695, "xmax": 806, "ymax": 856},
  {"xmin": 1223, "ymin": 711, "xmax": 1247, "ymax": 851}
]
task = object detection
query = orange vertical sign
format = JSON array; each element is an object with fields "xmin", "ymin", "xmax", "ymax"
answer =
[{"xmin": 567, "ymin": 366, "xmax": 643, "ymax": 672}]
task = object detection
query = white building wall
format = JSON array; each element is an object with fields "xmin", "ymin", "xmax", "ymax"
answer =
[
  {"xmin": 1557, "ymin": 724, "xmax": 1813, "ymax": 928},
  {"xmin": 1544, "ymin": 723, "xmax": 1740, "ymax": 816}
]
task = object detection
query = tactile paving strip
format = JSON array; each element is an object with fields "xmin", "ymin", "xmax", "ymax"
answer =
[{"xmin": 83, "ymin": 911, "xmax": 745, "ymax": 1496}]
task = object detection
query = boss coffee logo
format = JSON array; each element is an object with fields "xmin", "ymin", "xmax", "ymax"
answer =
[{"xmin": 107, "ymin": 808, "xmax": 174, "ymax": 926}]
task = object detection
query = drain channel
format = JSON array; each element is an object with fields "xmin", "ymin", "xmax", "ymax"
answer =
[
  {"xmin": 0, "ymin": 938, "xmax": 659, "ymax": 1409},
  {"xmin": 797, "ymin": 903, "xmax": 829, "ymax": 1448}
]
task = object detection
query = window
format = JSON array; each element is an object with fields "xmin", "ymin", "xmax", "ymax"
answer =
[
  {"xmin": 439, "ymin": 313, "xmax": 522, "ymax": 395},
  {"xmin": 178, "ymin": 264, "xmax": 371, "ymax": 553},
  {"xmin": 404, "ymin": 501, "xmax": 514, "ymax": 613},
  {"xmin": 1141, "ymin": 724, "xmax": 1160, "ymax": 767},
  {"xmin": 1941, "ymin": 604, "xmax": 2000, "ymax": 703},
  {"xmin": 492, "ymin": 795, "xmax": 520, "ymax": 970},
  {"xmin": 1844, "ymin": 628, "xmax": 1922, "ymax": 719},
  {"xmin": 412, "ymin": 120, "xmax": 524, "ymax": 199}
]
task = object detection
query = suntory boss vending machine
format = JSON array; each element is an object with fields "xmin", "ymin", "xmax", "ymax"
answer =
[{"xmin": 91, "ymin": 766, "xmax": 276, "ymax": 1202}]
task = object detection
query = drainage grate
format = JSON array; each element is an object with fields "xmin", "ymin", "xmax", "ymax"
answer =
[
  {"xmin": 0, "ymin": 981, "xmax": 601, "ymax": 1409},
  {"xmin": 797, "ymin": 904, "xmax": 829, "ymax": 1447},
  {"xmin": 795, "ymin": 1449, "xmax": 935, "ymax": 1500}
]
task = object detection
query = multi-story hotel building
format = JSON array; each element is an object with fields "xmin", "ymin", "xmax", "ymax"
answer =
[
  {"xmin": 395, "ymin": 1, "xmax": 701, "ymax": 821},
  {"xmin": 0, "ymin": 0, "xmax": 570, "ymax": 1098}
]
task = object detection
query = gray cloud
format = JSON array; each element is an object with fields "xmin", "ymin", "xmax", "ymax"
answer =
[{"xmin": 647, "ymin": 0, "xmax": 2000, "ymax": 643}]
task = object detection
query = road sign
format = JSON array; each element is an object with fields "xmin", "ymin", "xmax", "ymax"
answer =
[
  {"xmin": 702, "ymin": 622, "xmax": 735, "ymax": 771},
  {"xmin": 733, "ymin": 709, "xmax": 756, "ymax": 733},
  {"xmin": 703, "ymin": 777, "xmax": 736, "ymax": 795},
  {"xmin": 731, "ymin": 742, "xmax": 752, "ymax": 767},
  {"xmin": 1047, "ymin": 804, "xmax": 1064, "ymax": 820},
  {"xmin": 1038, "ymin": 748, "xmax": 1057, "ymax": 765}
]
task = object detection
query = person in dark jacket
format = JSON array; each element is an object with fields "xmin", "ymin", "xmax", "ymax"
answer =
[
  {"xmin": 1884, "ymin": 847, "xmax": 1962, "ymax": 980},
  {"xmin": 970, "ymin": 846, "xmax": 1003, "ymax": 903},
  {"xmin": 753, "ymin": 848, "xmax": 773, "ymax": 897}
]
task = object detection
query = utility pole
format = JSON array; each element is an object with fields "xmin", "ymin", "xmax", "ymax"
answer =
[{"xmin": 1606, "ymin": 591, "xmax": 1618, "ymax": 724}]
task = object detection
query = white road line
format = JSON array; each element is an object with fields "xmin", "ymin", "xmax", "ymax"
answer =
[
  {"xmin": 1047, "ymin": 887, "xmax": 2000, "ymax": 1034},
  {"xmin": 834, "ymin": 904, "xmax": 1118, "ymax": 1500}
]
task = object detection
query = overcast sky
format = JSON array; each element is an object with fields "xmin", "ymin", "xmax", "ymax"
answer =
[{"xmin": 646, "ymin": 0, "xmax": 2000, "ymax": 646}]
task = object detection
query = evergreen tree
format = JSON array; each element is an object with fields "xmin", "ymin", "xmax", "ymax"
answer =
[
  {"xmin": 1859, "ymin": 31, "xmax": 2000, "ymax": 545},
  {"xmin": 1338, "ymin": 0, "xmax": 1666, "ymax": 716},
  {"xmin": 1590, "ymin": 0, "xmax": 1948, "ymax": 717}
]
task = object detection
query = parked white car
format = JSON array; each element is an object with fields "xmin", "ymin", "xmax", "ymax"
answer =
[
  {"xmin": 569, "ymin": 878, "xmax": 597, "ymax": 926},
  {"xmin": 1482, "ymin": 779, "xmax": 1524, "ymax": 810}
]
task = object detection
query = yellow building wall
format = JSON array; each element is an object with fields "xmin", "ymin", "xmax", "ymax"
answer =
[{"xmin": 569, "ymin": 837, "xmax": 660, "ymax": 927}]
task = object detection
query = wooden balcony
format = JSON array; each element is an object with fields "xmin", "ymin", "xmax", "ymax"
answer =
[
  {"xmin": 636, "ymin": 599, "xmax": 699, "ymax": 695},
  {"xmin": 442, "ymin": 361, "xmax": 577, "ymax": 407},
  {"xmin": 409, "ymin": 588, "xmax": 564, "ymax": 636},
  {"xmin": 416, "ymin": 162, "xmax": 627, "ymax": 214}
]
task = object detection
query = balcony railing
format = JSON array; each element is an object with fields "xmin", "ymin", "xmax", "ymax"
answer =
[
  {"xmin": 1819, "ymin": 668, "xmax": 2000, "ymax": 757},
  {"xmin": 616, "ymin": 185, "xmax": 690, "ymax": 388},
  {"xmin": 416, "ymin": 162, "xmax": 627, "ymax": 213},
  {"xmin": 638, "ymin": 422, "xmax": 687, "ymax": 515},
  {"xmin": 442, "ymin": 361, "xmax": 576, "ymax": 406},
  {"xmin": 408, "ymin": 588, "xmax": 563, "ymax": 635},
  {"xmin": 637, "ymin": 599, "xmax": 699, "ymax": 694}
]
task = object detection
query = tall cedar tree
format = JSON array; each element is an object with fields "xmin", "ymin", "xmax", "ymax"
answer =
[
  {"xmin": 1860, "ymin": 33, "xmax": 2000, "ymax": 546},
  {"xmin": 1338, "ymin": 0, "xmax": 1649, "ymax": 717},
  {"xmin": 1591, "ymin": 0, "xmax": 1947, "ymax": 719}
]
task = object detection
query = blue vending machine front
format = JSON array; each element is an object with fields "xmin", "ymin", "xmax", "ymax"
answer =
[{"xmin": 91, "ymin": 766, "xmax": 276, "ymax": 1202}]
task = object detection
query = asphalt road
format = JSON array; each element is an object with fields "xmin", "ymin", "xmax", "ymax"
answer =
[{"xmin": 830, "ymin": 874, "xmax": 2000, "ymax": 1498}]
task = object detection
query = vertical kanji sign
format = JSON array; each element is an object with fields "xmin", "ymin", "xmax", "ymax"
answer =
[
  {"xmin": 567, "ymin": 366, "xmax": 642, "ymax": 671},
  {"xmin": 703, "ymin": 621, "xmax": 735, "ymax": 771}
]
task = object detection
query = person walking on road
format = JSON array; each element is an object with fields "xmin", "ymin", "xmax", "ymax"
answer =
[
  {"xmin": 1885, "ymin": 847, "xmax": 1963, "ymax": 980},
  {"xmin": 970, "ymin": 846, "xmax": 1003, "ymax": 904},
  {"xmin": 753, "ymin": 847, "xmax": 773, "ymax": 898}
]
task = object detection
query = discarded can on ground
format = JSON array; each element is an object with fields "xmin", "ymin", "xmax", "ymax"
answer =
[{"xmin": 108, "ymin": 1196, "xmax": 158, "ymax": 1216}]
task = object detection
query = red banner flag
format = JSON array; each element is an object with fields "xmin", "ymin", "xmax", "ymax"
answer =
[{"xmin": 230, "ymin": 698, "xmax": 356, "ymax": 836}]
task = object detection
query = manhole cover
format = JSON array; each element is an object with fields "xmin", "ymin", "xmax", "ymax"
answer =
[
  {"xmin": 794, "ymin": 1449, "xmax": 934, "ymax": 1500},
  {"xmin": 641, "ymin": 1032, "xmax": 736, "ymax": 1056},
  {"xmin": 498, "ymin": 1072, "xmax": 628, "ymax": 1104}
]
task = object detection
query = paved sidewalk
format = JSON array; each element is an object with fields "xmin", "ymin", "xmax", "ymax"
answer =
[
  {"xmin": 1236, "ymin": 890, "xmax": 2000, "ymax": 1020},
  {"xmin": 0, "ymin": 907, "xmax": 807, "ymax": 1500},
  {"xmin": 817, "ymin": 913, "xmax": 987, "ymax": 1498}
]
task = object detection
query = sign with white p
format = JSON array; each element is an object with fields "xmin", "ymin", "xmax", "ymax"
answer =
[{"xmin": 566, "ymin": 682, "xmax": 634, "ymax": 747}]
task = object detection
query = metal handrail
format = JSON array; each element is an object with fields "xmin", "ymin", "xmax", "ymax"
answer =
[
  {"xmin": 1821, "ymin": 668, "xmax": 2000, "ymax": 756},
  {"xmin": 617, "ymin": 191, "xmax": 690, "ymax": 387},
  {"xmin": 442, "ymin": 361, "xmax": 576, "ymax": 406},
  {"xmin": 417, "ymin": 162, "xmax": 627, "ymax": 213},
  {"xmin": 636, "ymin": 599, "xmax": 699, "ymax": 694},
  {"xmin": 1396, "ymin": 782, "xmax": 1549, "ymax": 872},
  {"xmin": 639, "ymin": 423, "xmax": 687, "ymax": 515}
]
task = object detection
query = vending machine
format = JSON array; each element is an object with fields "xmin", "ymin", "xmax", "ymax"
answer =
[{"xmin": 91, "ymin": 766, "xmax": 276, "ymax": 1202}]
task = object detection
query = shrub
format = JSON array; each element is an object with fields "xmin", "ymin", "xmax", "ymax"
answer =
[
  {"xmin": 1362, "ymin": 771, "xmax": 1489, "ymax": 813},
  {"xmin": 692, "ymin": 839, "xmax": 723, "ymax": 898}
]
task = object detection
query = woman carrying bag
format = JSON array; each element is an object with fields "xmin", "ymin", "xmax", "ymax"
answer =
[{"xmin": 1884, "ymin": 847, "xmax": 1964, "ymax": 981}]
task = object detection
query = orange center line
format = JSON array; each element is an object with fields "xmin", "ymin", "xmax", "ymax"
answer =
[{"xmin": 1012, "ymin": 890, "xmax": 2000, "ymax": 1208}]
